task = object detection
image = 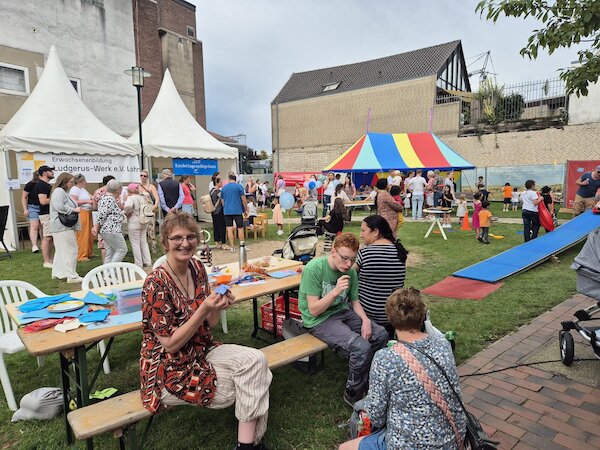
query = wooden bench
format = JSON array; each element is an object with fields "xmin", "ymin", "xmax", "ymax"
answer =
[{"xmin": 67, "ymin": 333, "xmax": 328, "ymax": 447}]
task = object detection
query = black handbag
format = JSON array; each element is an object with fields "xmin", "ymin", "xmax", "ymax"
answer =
[
  {"xmin": 400, "ymin": 341, "xmax": 499, "ymax": 450},
  {"xmin": 58, "ymin": 211, "xmax": 78, "ymax": 227}
]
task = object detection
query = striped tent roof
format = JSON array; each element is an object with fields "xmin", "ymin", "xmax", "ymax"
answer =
[{"xmin": 324, "ymin": 132, "xmax": 474, "ymax": 172}]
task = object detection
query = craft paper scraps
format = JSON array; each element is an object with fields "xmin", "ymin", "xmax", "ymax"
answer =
[
  {"xmin": 18, "ymin": 293, "xmax": 71, "ymax": 312},
  {"xmin": 79, "ymin": 309, "xmax": 111, "ymax": 323},
  {"xmin": 82, "ymin": 291, "xmax": 111, "ymax": 305},
  {"xmin": 55, "ymin": 319, "xmax": 83, "ymax": 333}
]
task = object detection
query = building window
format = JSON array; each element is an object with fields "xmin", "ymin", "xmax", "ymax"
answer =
[
  {"xmin": 323, "ymin": 82, "xmax": 341, "ymax": 92},
  {"xmin": 187, "ymin": 26, "xmax": 195, "ymax": 38},
  {"xmin": 68, "ymin": 77, "xmax": 82, "ymax": 98},
  {"xmin": 0, "ymin": 62, "xmax": 30, "ymax": 95}
]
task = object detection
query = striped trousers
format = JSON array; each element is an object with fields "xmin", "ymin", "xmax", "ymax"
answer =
[{"xmin": 161, "ymin": 344, "xmax": 272, "ymax": 444}]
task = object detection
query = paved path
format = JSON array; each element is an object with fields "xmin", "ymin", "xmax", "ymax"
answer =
[{"xmin": 458, "ymin": 294, "xmax": 600, "ymax": 449}]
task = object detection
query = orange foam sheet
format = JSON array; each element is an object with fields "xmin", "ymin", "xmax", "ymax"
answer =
[{"xmin": 422, "ymin": 276, "xmax": 503, "ymax": 300}]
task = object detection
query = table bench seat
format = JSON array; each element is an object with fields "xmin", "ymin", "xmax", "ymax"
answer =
[{"xmin": 67, "ymin": 333, "xmax": 327, "ymax": 442}]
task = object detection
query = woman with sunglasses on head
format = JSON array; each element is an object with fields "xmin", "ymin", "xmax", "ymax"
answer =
[
  {"xmin": 138, "ymin": 170, "xmax": 159, "ymax": 253},
  {"xmin": 140, "ymin": 211, "xmax": 271, "ymax": 450},
  {"xmin": 340, "ymin": 288, "xmax": 465, "ymax": 450}
]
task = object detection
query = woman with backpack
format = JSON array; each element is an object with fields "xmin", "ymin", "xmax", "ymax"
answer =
[
  {"xmin": 210, "ymin": 177, "xmax": 229, "ymax": 250},
  {"xmin": 124, "ymin": 183, "xmax": 152, "ymax": 268}
]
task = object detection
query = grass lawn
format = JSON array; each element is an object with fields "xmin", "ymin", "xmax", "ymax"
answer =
[{"xmin": 0, "ymin": 220, "xmax": 583, "ymax": 449}]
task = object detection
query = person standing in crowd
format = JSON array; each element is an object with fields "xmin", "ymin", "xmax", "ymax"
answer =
[
  {"xmin": 208, "ymin": 171, "xmax": 220, "ymax": 192},
  {"xmin": 140, "ymin": 211, "xmax": 272, "ymax": 450},
  {"xmin": 93, "ymin": 179, "xmax": 127, "ymax": 263},
  {"xmin": 158, "ymin": 169, "xmax": 184, "ymax": 216},
  {"xmin": 432, "ymin": 169, "xmax": 444, "ymax": 207},
  {"xmin": 69, "ymin": 174, "xmax": 94, "ymax": 261},
  {"xmin": 299, "ymin": 233, "xmax": 388, "ymax": 405},
  {"xmin": 92, "ymin": 175, "xmax": 116, "ymax": 263},
  {"xmin": 210, "ymin": 177, "xmax": 229, "ymax": 250},
  {"xmin": 138, "ymin": 170, "xmax": 159, "ymax": 253},
  {"xmin": 322, "ymin": 172, "xmax": 338, "ymax": 217},
  {"xmin": 124, "ymin": 183, "xmax": 152, "ymax": 268},
  {"xmin": 441, "ymin": 184, "xmax": 454, "ymax": 228},
  {"xmin": 511, "ymin": 187, "xmax": 520, "ymax": 211},
  {"xmin": 521, "ymin": 179, "xmax": 542, "ymax": 242},
  {"xmin": 275, "ymin": 174, "xmax": 286, "ymax": 198},
  {"xmin": 355, "ymin": 215, "xmax": 408, "ymax": 339},
  {"xmin": 49, "ymin": 172, "xmax": 82, "ymax": 283},
  {"xmin": 472, "ymin": 192, "xmax": 482, "ymax": 240},
  {"xmin": 340, "ymin": 288, "xmax": 466, "ymax": 450},
  {"xmin": 343, "ymin": 175, "xmax": 356, "ymax": 200},
  {"xmin": 221, "ymin": 173, "xmax": 248, "ymax": 252},
  {"xmin": 375, "ymin": 179, "xmax": 403, "ymax": 236},
  {"xmin": 478, "ymin": 201, "xmax": 492, "ymax": 244},
  {"xmin": 179, "ymin": 176, "xmax": 196, "ymax": 216},
  {"xmin": 407, "ymin": 169, "xmax": 426, "ymax": 220},
  {"xmin": 391, "ymin": 170, "xmax": 403, "ymax": 187},
  {"xmin": 34, "ymin": 165, "xmax": 55, "ymax": 268},
  {"xmin": 477, "ymin": 175, "xmax": 489, "ymax": 202},
  {"xmin": 502, "ymin": 182, "xmax": 513, "ymax": 212},
  {"xmin": 22, "ymin": 172, "xmax": 41, "ymax": 253},
  {"xmin": 246, "ymin": 177, "xmax": 258, "ymax": 197},
  {"xmin": 573, "ymin": 165, "xmax": 600, "ymax": 216}
]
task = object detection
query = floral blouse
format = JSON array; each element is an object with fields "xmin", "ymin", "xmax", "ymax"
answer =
[
  {"xmin": 97, "ymin": 195, "xmax": 123, "ymax": 234},
  {"xmin": 140, "ymin": 258, "xmax": 220, "ymax": 413}
]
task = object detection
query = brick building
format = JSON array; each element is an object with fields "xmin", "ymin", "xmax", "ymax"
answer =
[
  {"xmin": 271, "ymin": 41, "xmax": 470, "ymax": 172},
  {"xmin": 133, "ymin": 0, "xmax": 206, "ymax": 127}
]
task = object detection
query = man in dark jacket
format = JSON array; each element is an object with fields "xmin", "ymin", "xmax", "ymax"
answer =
[{"xmin": 158, "ymin": 169, "xmax": 184, "ymax": 216}]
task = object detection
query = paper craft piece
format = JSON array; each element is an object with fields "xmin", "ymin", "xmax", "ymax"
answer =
[
  {"xmin": 55, "ymin": 319, "xmax": 83, "ymax": 333},
  {"xmin": 215, "ymin": 285, "xmax": 230, "ymax": 295},
  {"xmin": 79, "ymin": 309, "xmax": 111, "ymax": 323},
  {"xmin": 19, "ymin": 306, "xmax": 88, "ymax": 325},
  {"xmin": 18, "ymin": 293, "xmax": 71, "ymax": 312},
  {"xmin": 89, "ymin": 388, "xmax": 118, "ymax": 400},
  {"xmin": 85, "ymin": 311, "xmax": 142, "ymax": 330},
  {"xmin": 82, "ymin": 291, "xmax": 110, "ymax": 305},
  {"xmin": 238, "ymin": 280, "xmax": 267, "ymax": 287},
  {"xmin": 23, "ymin": 318, "xmax": 66, "ymax": 333},
  {"xmin": 268, "ymin": 270, "xmax": 298, "ymax": 279}
]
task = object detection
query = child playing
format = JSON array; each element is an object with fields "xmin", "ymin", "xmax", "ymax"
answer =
[
  {"xmin": 511, "ymin": 187, "xmax": 520, "ymax": 211},
  {"xmin": 477, "ymin": 201, "xmax": 492, "ymax": 244},
  {"xmin": 456, "ymin": 194, "xmax": 467, "ymax": 218},
  {"xmin": 272, "ymin": 196, "xmax": 285, "ymax": 235},
  {"xmin": 441, "ymin": 184, "xmax": 454, "ymax": 227},
  {"xmin": 389, "ymin": 185, "xmax": 405, "ymax": 227},
  {"xmin": 246, "ymin": 196, "xmax": 258, "ymax": 226},
  {"xmin": 472, "ymin": 192, "xmax": 482, "ymax": 239},
  {"xmin": 502, "ymin": 182, "xmax": 513, "ymax": 212}
]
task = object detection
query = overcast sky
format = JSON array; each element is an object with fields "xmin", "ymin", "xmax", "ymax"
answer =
[{"xmin": 191, "ymin": 0, "xmax": 582, "ymax": 152}]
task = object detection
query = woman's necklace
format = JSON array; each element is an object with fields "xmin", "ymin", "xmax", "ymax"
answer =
[{"xmin": 166, "ymin": 260, "xmax": 192, "ymax": 299}]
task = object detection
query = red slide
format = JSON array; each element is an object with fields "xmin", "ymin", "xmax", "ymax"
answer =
[{"xmin": 538, "ymin": 195, "xmax": 555, "ymax": 232}]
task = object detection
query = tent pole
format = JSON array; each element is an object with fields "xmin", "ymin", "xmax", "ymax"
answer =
[{"xmin": 4, "ymin": 150, "xmax": 18, "ymax": 251}]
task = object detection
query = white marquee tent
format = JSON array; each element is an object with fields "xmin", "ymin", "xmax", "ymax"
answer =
[{"xmin": 0, "ymin": 46, "xmax": 140, "ymax": 250}]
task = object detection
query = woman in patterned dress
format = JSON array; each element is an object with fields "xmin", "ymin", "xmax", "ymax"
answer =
[
  {"xmin": 341, "ymin": 288, "xmax": 466, "ymax": 450},
  {"xmin": 140, "ymin": 211, "xmax": 272, "ymax": 450}
]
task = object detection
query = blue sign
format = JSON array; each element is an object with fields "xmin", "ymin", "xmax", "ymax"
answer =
[{"xmin": 173, "ymin": 159, "xmax": 218, "ymax": 176}]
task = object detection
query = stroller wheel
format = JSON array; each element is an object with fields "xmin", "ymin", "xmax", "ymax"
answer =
[{"xmin": 559, "ymin": 331, "xmax": 574, "ymax": 366}]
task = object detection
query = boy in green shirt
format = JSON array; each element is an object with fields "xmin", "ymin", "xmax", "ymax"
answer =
[{"xmin": 299, "ymin": 232, "xmax": 387, "ymax": 405}]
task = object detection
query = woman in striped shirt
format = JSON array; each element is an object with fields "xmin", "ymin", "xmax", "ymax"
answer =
[{"xmin": 354, "ymin": 215, "xmax": 408, "ymax": 339}]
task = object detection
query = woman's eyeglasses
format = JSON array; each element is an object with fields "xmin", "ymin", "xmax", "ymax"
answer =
[{"xmin": 167, "ymin": 235, "xmax": 198, "ymax": 244}]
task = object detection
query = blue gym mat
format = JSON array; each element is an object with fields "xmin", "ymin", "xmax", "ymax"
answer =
[{"xmin": 453, "ymin": 210, "xmax": 600, "ymax": 283}]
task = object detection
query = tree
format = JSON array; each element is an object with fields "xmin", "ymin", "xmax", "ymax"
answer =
[
  {"xmin": 476, "ymin": 0, "xmax": 600, "ymax": 96},
  {"xmin": 258, "ymin": 150, "xmax": 270, "ymax": 160}
]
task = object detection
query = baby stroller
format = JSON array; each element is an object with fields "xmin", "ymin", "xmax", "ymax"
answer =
[
  {"xmin": 273, "ymin": 224, "xmax": 319, "ymax": 264},
  {"xmin": 559, "ymin": 229, "xmax": 600, "ymax": 365}
]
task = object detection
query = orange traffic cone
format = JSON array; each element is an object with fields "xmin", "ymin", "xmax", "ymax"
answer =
[{"xmin": 461, "ymin": 211, "xmax": 472, "ymax": 231}]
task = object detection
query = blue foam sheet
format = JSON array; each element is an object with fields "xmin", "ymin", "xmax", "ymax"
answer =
[{"xmin": 454, "ymin": 211, "xmax": 600, "ymax": 283}]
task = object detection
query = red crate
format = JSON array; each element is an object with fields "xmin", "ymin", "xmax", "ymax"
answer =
[{"xmin": 260, "ymin": 296, "xmax": 302, "ymax": 337}]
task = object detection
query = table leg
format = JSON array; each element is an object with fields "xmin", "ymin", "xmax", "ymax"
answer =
[
  {"xmin": 74, "ymin": 346, "xmax": 94, "ymax": 450},
  {"xmin": 284, "ymin": 290, "xmax": 290, "ymax": 319},
  {"xmin": 271, "ymin": 293, "xmax": 277, "ymax": 338},
  {"xmin": 59, "ymin": 353, "xmax": 73, "ymax": 445},
  {"xmin": 424, "ymin": 219, "xmax": 436, "ymax": 238},
  {"xmin": 436, "ymin": 219, "xmax": 448, "ymax": 240},
  {"xmin": 252, "ymin": 297, "xmax": 259, "ymax": 338}
]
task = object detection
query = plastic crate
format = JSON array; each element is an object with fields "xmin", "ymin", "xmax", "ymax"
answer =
[{"xmin": 260, "ymin": 296, "xmax": 302, "ymax": 336}]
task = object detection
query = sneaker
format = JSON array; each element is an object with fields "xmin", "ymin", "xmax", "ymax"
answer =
[
  {"xmin": 43, "ymin": 262, "xmax": 53, "ymax": 268},
  {"xmin": 230, "ymin": 247, "xmax": 235, "ymax": 253},
  {"xmin": 66, "ymin": 276, "xmax": 83, "ymax": 284},
  {"xmin": 277, "ymin": 230, "xmax": 284, "ymax": 236},
  {"xmin": 477, "ymin": 236, "xmax": 483, "ymax": 243},
  {"xmin": 32, "ymin": 246, "xmax": 39, "ymax": 253}
]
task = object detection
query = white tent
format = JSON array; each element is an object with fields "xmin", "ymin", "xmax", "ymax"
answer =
[
  {"xmin": 0, "ymin": 46, "xmax": 139, "ymax": 156},
  {"xmin": 129, "ymin": 69, "xmax": 238, "ymax": 160},
  {"xmin": 0, "ymin": 46, "xmax": 139, "ymax": 250}
]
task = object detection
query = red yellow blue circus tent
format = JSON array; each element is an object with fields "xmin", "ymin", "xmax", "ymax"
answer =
[{"xmin": 324, "ymin": 132, "xmax": 474, "ymax": 172}]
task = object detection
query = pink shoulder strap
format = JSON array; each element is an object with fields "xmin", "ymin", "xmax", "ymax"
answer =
[{"xmin": 393, "ymin": 343, "xmax": 464, "ymax": 450}]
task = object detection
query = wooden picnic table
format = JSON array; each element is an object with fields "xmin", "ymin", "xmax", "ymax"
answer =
[{"xmin": 6, "ymin": 256, "xmax": 303, "ymax": 448}]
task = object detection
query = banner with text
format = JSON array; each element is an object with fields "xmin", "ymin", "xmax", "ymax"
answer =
[
  {"xmin": 17, "ymin": 152, "xmax": 140, "ymax": 184},
  {"xmin": 173, "ymin": 158, "xmax": 218, "ymax": 176}
]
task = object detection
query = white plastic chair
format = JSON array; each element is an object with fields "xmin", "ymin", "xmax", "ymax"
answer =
[
  {"xmin": 81, "ymin": 262, "xmax": 147, "ymax": 374},
  {"xmin": 152, "ymin": 255, "xmax": 229, "ymax": 334},
  {"xmin": 0, "ymin": 280, "xmax": 47, "ymax": 411}
]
